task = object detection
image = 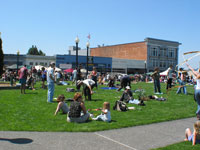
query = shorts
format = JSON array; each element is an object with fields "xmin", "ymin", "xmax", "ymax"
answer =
[
  {"xmin": 19, "ymin": 78, "xmax": 26, "ymax": 84},
  {"xmin": 188, "ymin": 134, "xmax": 193, "ymax": 141}
]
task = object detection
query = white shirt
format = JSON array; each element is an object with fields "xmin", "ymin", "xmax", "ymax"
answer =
[
  {"xmin": 167, "ymin": 68, "xmax": 173, "ymax": 78},
  {"xmin": 47, "ymin": 67, "xmax": 54, "ymax": 83},
  {"xmin": 196, "ymin": 79, "xmax": 200, "ymax": 90},
  {"xmin": 103, "ymin": 109, "xmax": 111, "ymax": 122},
  {"xmin": 83, "ymin": 79, "xmax": 95, "ymax": 87}
]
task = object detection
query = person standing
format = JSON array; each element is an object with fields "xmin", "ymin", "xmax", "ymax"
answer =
[
  {"xmin": 151, "ymin": 67, "xmax": 162, "ymax": 94},
  {"xmin": 166, "ymin": 65, "xmax": 173, "ymax": 90},
  {"xmin": 41, "ymin": 67, "xmax": 46, "ymax": 89},
  {"xmin": 47, "ymin": 62, "xmax": 55, "ymax": 103},
  {"xmin": 72, "ymin": 67, "xmax": 77, "ymax": 85},
  {"xmin": 176, "ymin": 68, "xmax": 187, "ymax": 95},
  {"xmin": 91, "ymin": 67, "xmax": 98, "ymax": 89},
  {"xmin": 186, "ymin": 63, "xmax": 200, "ymax": 119},
  {"xmin": 19, "ymin": 65, "xmax": 28, "ymax": 94}
]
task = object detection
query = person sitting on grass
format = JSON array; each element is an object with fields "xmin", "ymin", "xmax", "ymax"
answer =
[
  {"xmin": 91, "ymin": 102, "xmax": 111, "ymax": 122},
  {"xmin": 185, "ymin": 121, "xmax": 200, "ymax": 145},
  {"xmin": 67, "ymin": 92, "xmax": 90, "ymax": 123},
  {"xmin": 54, "ymin": 94, "xmax": 69, "ymax": 116},
  {"xmin": 108, "ymin": 76, "xmax": 115, "ymax": 87},
  {"xmin": 120, "ymin": 86, "xmax": 133, "ymax": 103}
]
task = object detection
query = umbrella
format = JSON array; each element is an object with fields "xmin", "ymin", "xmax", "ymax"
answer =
[
  {"xmin": 35, "ymin": 65, "xmax": 46, "ymax": 70},
  {"xmin": 64, "ymin": 68, "xmax": 73, "ymax": 73},
  {"xmin": 81, "ymin": 69, "xmax": 87, "ymax": 73},
  {"xmin": 55, "ymin": 67, "xmax": 61, "ymax": 72}
]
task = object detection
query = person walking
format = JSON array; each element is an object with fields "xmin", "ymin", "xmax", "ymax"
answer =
[{"xmin": 47, "ymin": 62, "xmax": 55, "ymax": 103}]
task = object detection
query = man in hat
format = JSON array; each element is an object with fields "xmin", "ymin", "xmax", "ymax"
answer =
[
  {"xmin": 77, "ymin": 78, "xmax": 95, "ymax": 100},
  {"xmin": 120, "ymin": 86, "xmax": 133, "ymax": 103},
  {"xmin": 47, "ymin": 62, "xmax": 55, "ymax": 103}
]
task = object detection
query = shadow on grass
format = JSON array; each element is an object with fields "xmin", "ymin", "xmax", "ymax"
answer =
[
  {"xmin": 0, "ymin": 138, "xmax": 33, "ymax": 144},
  {"xmin": 24, "ymin": 92, "xmax": 38, "ymax": 95},
  {"xmin": 88, "ymin": 99, "xmax": 104, "ymax": 102}
]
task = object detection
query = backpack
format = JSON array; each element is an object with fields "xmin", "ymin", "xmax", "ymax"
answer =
[{"xmin": 113, "ymin": 100, "xmax": 128, "ymax": 111}]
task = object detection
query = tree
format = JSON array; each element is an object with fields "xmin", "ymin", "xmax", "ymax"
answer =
[
  {"xmin": 27, "ymin": 45, "xmax": 45, "ymax": 56},
  {"xmin": 0, "ymin": 33, "xmax": 4, "ymax": 76},
  {"xmin": 39, "ymin": 50, "xmax": 45, "ymax": 56}
]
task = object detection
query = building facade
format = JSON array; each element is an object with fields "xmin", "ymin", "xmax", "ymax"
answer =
[
  {"xmin": 91, "ymin": 37, "xmax": 181, "ymax": 73},
  {"xmin": 4, "ymin": 54, "xmax": 55, "ymax": 68},
  {"xmin": 56, "ymin": 55, "xmax": 112, "ymax": 72}
]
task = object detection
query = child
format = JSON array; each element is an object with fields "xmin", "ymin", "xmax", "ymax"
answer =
[
  {"xmin": 185, "ymin": 121, "xmax": 200, "ymax": 145},
  {"xmin": 54, "ymin": 95, "xmax": 69, "ymax": 115},
  {"xmin": 91, "ymin": 102, "xmax": 111, "ymax": 122}
]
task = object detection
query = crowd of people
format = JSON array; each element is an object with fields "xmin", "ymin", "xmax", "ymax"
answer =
[{"xmin": 1, "ymin": 62, "xmax": 200, "ymax": 145}]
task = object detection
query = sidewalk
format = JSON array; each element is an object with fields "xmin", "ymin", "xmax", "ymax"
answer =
[{"xmin": 0, "ymin": 117, "xmax": 196, "ymax": 150}]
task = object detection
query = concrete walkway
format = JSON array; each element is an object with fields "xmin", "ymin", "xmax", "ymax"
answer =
[{"xmin": 0, "ymin": 117, "xmax": 196, "ymax": 150}]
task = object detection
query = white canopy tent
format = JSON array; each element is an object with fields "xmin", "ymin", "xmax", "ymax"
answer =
[
  {"xmin": 160, "ymin": 68, "xmax": 170, "ymax": 76},
  {"xmin": 35, "ymin": 65, "xmax": 46, "ymax": 70}
]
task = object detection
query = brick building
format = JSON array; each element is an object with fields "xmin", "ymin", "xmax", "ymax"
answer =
[{"xmin": 91, "ymin": 37, "xmax": 181, "ymax": 73}]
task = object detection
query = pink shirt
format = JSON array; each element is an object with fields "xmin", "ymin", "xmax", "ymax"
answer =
[{"xmin": 19, "ymin": 67, "xmax": 28, "ymax": 79}]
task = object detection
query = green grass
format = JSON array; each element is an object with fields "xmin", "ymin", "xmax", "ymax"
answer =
[
  {"xmin": 152, "ymin": 141, "xmax": 200, "ymax": 150},
  {"xmin": 0, "ymin": 81, "xmax": 197, "ymax": 132}
]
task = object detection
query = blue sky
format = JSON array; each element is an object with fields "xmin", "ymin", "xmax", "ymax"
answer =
[{"xmin": 0, "ymin": 0, "xmax": 200, "ymax": 65}]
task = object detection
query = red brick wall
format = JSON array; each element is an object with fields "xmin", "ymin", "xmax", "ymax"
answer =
[{"xmin": 91, "ymin": 42, "xmax": 147, "ymax": 60}]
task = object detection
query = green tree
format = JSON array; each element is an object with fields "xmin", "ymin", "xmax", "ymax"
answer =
[
  {"xmin": 0, "ymin": 33, "xmax": 4, "ymax": 76},
  {"xmin": 27, "ymin": 45, "xmax": 45, "ymax": 56},
  {"xmin": 39, "ymin": 50, "xmax": 45, "ymax": 56}
]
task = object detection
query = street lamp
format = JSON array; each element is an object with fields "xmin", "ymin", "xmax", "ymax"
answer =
[
  {"xmin": 86, "ymin": 41, "xmax": 90, "ymax": 77},
  {"xmin": 17, "ymin": 50, "xmax": 20, "ymax": 74},
  {"xmin": 144, "ymin": 60, "xmax": 147, "ymax": 74},
  {"xmin": 75, "ymin": 36, "xmax": 80, "ymax": 68}
]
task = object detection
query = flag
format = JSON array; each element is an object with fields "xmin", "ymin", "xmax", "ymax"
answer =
[{"xmin": 87, "ymin": 34, "xmax": 91, "ymax": 39}]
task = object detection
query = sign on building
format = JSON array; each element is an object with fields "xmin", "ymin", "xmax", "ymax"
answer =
[{"xmin": 59, "ymin": 64, "xmax": 72, "ymax": 69}]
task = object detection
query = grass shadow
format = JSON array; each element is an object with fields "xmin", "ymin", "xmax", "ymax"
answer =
[{"xmin": 87, "ymin": 99, "xmax": 104, "ymax": 102}]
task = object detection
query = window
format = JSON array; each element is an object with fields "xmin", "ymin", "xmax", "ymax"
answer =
[
  {"xmin": 160, "ymin": 60, "xmax": 166, "ymax": 68},
  {"xmin": 151, "ymin": 59, "xmax": 159, "ymax": 67},
  {"xmin": 150, "ymin": 47, "xmax": 158, "ymax": 56},
  {"xmin": 168, "ymin": 48, "xmax": 175, "ymax": 58},
  {"xmin": 30, "ymin": 62, "xmax": 33, "ymax": 65},
  {"xmin": 40, "ymin": 62, "xmax": 44, "ymax": 65},
  {"xmin": 35, "ymin": 62, "xmax": 38, "ymax": 65},
  {"xmin": 159, "ymin": 48, "xmax": 167, "ymax": 57}
]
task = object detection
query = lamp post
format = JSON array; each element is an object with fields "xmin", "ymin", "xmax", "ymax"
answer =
[
  {"xmin": 75, "ymin": 36, "xmax": 80, "ymax": 68},
  {"xmin": 144, "ymin": 60, "xmax": 147, "ymax": 74},
  {"xmin": 86, "ymin": 41, "xmax": 90, "ymax": 77},
  {"xmin": 17, "ymin": 50, "xmax": 20, "ymax": 74}
]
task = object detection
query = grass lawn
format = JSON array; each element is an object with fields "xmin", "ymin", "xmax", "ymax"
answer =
[
  {"xmin": 0, "ymin": 81, "xmax": 197, "ymax": 132},
  {"xmin": 152, "ymin": 141, "xmax": 200, "ymax": 150}
]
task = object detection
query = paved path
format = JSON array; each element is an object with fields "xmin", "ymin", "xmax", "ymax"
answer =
[{"xmin": 0, "ymin": 117, "xmax": 196, "ymax": 150}]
